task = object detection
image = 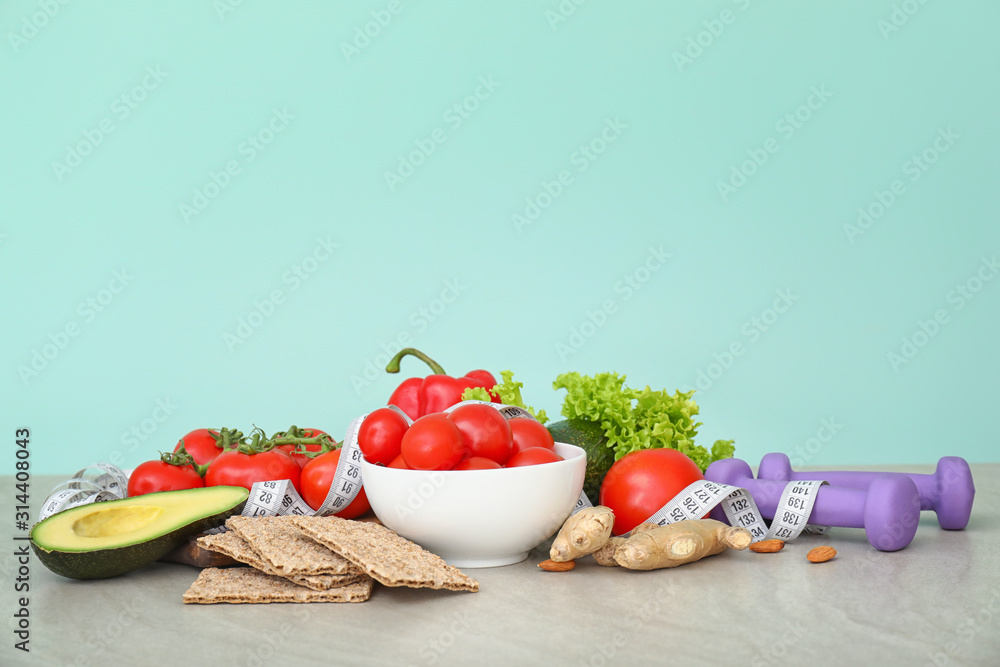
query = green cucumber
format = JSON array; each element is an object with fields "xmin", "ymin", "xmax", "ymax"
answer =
[
  {"xmin": 547, "ymin": 418, "xmax": 615, "ymax": 505},
  {"xmin": 30, "ymin": 485, "xmax": 248, "ymax": 580}
]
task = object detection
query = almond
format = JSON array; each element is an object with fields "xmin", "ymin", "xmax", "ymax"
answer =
[
  {"xmin": 807, "ymin": 546, "xmax": 837, "ymax": 563},
  {"xmin": 749, "ymin": 539, "xmax": 785, "ymax": 553},
  {"xmin": 538, "ymin": 559, "xmax": 576, "ymax": 572}
]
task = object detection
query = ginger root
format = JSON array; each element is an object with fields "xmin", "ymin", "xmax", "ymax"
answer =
[
  {"xmin": 550, "ymin": 506, "xmax": 615, "ymax": 562},
  {"xmin": 613, "ymin": 519, "xmax": 752, "ymax": 570},
  {"xmin": 592, "ymin": 537, "xmax": 626, "ymax": 567}
]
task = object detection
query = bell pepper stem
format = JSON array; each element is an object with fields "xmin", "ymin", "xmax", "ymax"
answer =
[{"xmin": 385, "ymin": 347, "xmax": 447, "ymax": 375}]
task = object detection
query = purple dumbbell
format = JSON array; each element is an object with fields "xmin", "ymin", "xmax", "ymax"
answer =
[
  {"xmin": 705, "ymin": 458, "xmax": 921, "ymax": 551},
  {"xmin": 757, "ymin": 453, "xmax": 975, "ymax": 530}
]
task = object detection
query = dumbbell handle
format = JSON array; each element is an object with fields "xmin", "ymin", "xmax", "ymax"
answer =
[
  {"xmin": 757, "ymin": 453, "xmax": 974, "ymax": 530},
  {"xmin": 705, "ymin": 458, "xmax": 920, "ymax": 551}
]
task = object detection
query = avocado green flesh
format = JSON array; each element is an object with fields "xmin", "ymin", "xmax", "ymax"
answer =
[
  {"xmin": 30, "ymin": 486, "xmax": 248, "ymax": 580},
  {"xmin": 547, "ymin": 418, "xmax": 615, "ymax": 505}
]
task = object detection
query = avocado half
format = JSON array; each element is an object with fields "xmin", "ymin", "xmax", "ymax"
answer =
[
  {"xmin": 30, "ymin": 485, "xmax": 248, "ymax": 580},
  {"xmin": 547, "ymin": 418, "xmax": 615, "ymax": 505}
]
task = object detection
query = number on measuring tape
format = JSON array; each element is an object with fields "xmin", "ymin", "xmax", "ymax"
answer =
[{"xmin": 635, "ymin": 478, "xmax": 828, "ymax": 544}]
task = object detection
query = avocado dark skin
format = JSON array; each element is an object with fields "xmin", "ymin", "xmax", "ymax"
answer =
[{"xmin": 547, "ymin": 418, "xmax": 615, "ymax": 505}]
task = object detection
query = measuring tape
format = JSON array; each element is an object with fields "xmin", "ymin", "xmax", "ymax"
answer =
[
  {"xmin": 38, "ymin": 463, "xmax": 130, "ymax": 522},
  {"xmin": 570, "ymin": 471, "xmax": 828, "ymax": 542},
  {"xmin": 239, "ymin": 406, "xmax": 414, "ymax": 518}
]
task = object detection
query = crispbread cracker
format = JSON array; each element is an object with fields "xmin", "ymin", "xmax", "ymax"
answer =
[
  {"xmin": 292, "ymin": 516, "xmax": 479, "ymax": 593},
  {"xmin": 196, "ymin": 532, "xmax": 366, "ymax": 591},
  {"xmin": 226, "ymin": 516, "xmax": 361, "ymax": 577},
  {"xmin": 183, "ymin": 567, "xmax": 373, "ymax": 604}
]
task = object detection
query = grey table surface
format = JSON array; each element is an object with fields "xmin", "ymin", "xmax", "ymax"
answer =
[{"xmin": 2, "ymin": 465, "xmax": 998, "ymax": 667}]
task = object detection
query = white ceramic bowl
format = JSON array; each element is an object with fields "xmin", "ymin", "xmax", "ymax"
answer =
[{"xmin": 359, "ymin": 443, "xmax": 586, "ymax": 568}]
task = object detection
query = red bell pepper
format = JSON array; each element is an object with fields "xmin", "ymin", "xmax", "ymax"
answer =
[{"xmin": 385, "ymin": 348, "xmax": 499, "ymax": 420}]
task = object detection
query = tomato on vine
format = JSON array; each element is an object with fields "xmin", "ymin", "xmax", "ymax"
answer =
[{"xmin": 128, "ymin": 451, "xmax": 205, "ymax": 496}]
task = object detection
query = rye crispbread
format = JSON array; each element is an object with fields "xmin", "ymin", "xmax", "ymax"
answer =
[
  {"xmin": 182, "ymin": 567, "xmax": 373, "ymax": 604},
  {"xmin": 225, "ymin": 516, "xmax": 361, "ymax": 577},
  {"xmin": 196, "ymin": 532, "xmax": 366, "ymax": 591},
  {"xmin": 291, "ymin": 516, "xmax": 479, "ymax": 592}
]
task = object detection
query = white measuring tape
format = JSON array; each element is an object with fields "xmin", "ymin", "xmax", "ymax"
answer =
[
  {"xmin": 38, "ymin": 463, "xmax": 130, "ymax": 521},
  {"xmin": 570, "ymin": 470, "xmax": 828, "ymax": 542}
]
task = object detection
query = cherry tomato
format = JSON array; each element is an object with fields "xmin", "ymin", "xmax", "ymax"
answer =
[
  {"xmin": 127, "ymin": 460, "xmax": 204, "ymax": 497},
  {"xmin": 446, "ymin": 403, "xmax": 513, "ymax": 464},
  {"xmin": 454, "ymin": 456, "xmax": 503, "ymax": 470},
  {"xmin": 599, "ymin": 449, "xmax": 704, "ymax": 535},
  {"xmin": 509, "ymin": 418, "xmax": 555, "ymax": 455},
  {"xmin": 205, "ymin": 449, "xmax": 301, "ymax": 494},
  {"xmin": 300, "ymin": 449, "xmax": 371, "ymax": 518},
  {"xmin": 275, "ymin": 428, "xmax": 329, "ymax": 468},
  {"xmin": 506, "ymin": 447, "xmax": 563, "ymax": 467},
  {"xmin": 174, "ymin": 428, "xmax": 224, "ymax": 466},
  {"xmin": 387, "ymin": 454, "xmax": 409, "ymax": 469},
  {"xmin": 400, "ymin": 413, "xmax": 466, "ymax": 470},
  {"xmin": 358, "ymin": 408, "xmax": 409, "ymax": 465}
]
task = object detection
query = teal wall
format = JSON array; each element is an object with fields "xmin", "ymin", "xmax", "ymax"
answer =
[{"xmin": 3, "ymin": 1, "xmax": 997, "ymax": 475}]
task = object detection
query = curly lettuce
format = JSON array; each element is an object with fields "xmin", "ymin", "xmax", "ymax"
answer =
[
  {"xmin": 461, "ymin": 370, "xmax": 548, "ymax": 423},
  {"xmin": 552, "ymin": 371, "xmax": 734, "ymax": 471}
]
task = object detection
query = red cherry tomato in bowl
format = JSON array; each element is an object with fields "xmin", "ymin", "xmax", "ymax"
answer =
[
  {"xmin": 599, "ymin": 448, "xmax": 704, "ymax": 535},
  {"xmin": 454, "ymin": 456, "xmax": 503, "ymax": 470},
  {"xmin": 400, "ymin": 413, "xmax": 466, "ymax": 471},
  {"xmin": 506, "ymin": 447, "xmax": 563, "ymax": 467},
  {"xmin": 509, "ymin": 418, "xmax": 555, "ymax": 455},
  {"xmin": 446, "ymin": 403, "xmax": 513, "ymax": 464},
  {"xmin": 127, "ymin": 460, "xmax": 204, "ymax": 496},
  {"xmin": 205, "ymin": 449, "xmax": 301, "ymax": 494},
  {"xmin": 300, "ymin": 449, "xmax": 371, "ymax": 518},
  {"xmin": 358, "ymin": 408, "xmax": 409, "ymax": 465}
]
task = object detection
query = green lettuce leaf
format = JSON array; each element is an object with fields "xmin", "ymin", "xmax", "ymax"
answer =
[
  {"xmin": 552, "ymin": 371, "xmax": 734, "ymax": 471},
  {"xmin": 461, "ymin": 371, "xmax": 548, "ymax": 423}
]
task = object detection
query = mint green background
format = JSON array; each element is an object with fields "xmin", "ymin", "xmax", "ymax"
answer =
[{"xmin": 3, "ymin": 1, "xmax": 998, "ymax": 475}]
